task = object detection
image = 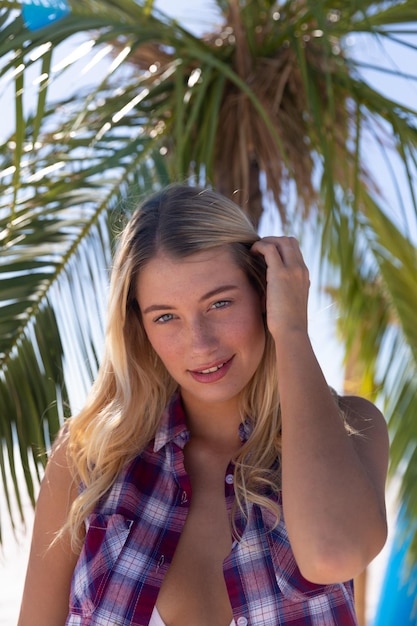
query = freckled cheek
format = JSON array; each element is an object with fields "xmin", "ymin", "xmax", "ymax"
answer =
[
  {"xmin": 146, "ymin": 332, "xmax": 181, "ymax": 366},
  {"xmin": 232, "ymin": 313, "xmax": 265, "ymax": 341},
  {"xmin": 246, "ymin": 315, "xmax": 267, "ymax": 357}
]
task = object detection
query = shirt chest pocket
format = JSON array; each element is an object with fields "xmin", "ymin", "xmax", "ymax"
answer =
[
  {"xmin": 69, "ymin": 513, "xmax": 134, "ymax": 617},
  {"xmin": 266, "ymin": 520, "xmax": 341, "ymax": 602}
]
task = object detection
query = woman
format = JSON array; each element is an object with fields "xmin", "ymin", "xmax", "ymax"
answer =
[{"xmin": 18, "ymin": 184, "xmax": 389, "ymax": 626}]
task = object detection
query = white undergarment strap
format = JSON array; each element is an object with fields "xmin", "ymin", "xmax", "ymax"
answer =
[
  {"xmin": 149, "ymin": 606, "xmax": 166, "ymax": 626},
  {"xmin": 149, "ymin": 606, "xmax": 236, "ymax": 626}
]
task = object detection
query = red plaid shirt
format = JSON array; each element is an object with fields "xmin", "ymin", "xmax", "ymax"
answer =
[{"xmin": 66, "ymin": 393, "xmax": 358, "ymax": 626}]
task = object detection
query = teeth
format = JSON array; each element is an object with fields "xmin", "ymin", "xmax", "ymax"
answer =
[{"xmin": 198, "ymin": 362, "xmax": 225, "ymax": 374}]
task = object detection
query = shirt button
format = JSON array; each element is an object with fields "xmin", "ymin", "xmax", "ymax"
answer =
[
  {"xmin": 237, "ymin": 618, "xmax": 248, "ymax": 626},
  {"xmin": 225, "ymin": 474, "xmax": 234, "ymax": 484}
]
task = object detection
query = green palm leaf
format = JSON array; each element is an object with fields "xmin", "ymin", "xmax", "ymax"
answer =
[{"xmin": 1, "ymin": 0, "xmax": 417, "ymax": 566}]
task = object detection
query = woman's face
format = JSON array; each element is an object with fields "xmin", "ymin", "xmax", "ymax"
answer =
[{"xmin": 136, "ymin": 246, "xmax": 266, "ymax": 417}]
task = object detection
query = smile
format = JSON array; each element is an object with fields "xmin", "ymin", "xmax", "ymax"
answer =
[
  {"xmin": 188, "ymin": 356, "xmax": 234, "ymax": 383},
  {"xmin": 197, "ymin": 362, "xmax": 227, "ymax": 374}
]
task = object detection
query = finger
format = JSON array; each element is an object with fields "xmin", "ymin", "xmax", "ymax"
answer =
[{"xmin": 252, "ymin": 237, "xmax": 305, "ymax": 267}]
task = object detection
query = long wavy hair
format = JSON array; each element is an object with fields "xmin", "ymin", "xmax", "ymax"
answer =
[{"xmin": 65, "ymin": 184, "xmax": 282, "ymax": 547}]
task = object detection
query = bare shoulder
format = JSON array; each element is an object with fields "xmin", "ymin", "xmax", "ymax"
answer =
[
  {"xmin": 338, "ymin": 394, "xmax": 388, "ymax": 442},
  {"xmin": 43, "ymin": 425, "xmax": 77, "ymax": 495},
  {"xmin": 338, "ymin": 395, "xmax": 389, "ymax": 499},
  {"xmin": 34, "ymin": 426, "xmax": 80, "ymax": 523}
]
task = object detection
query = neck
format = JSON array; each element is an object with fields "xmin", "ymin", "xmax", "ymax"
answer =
[{"xmin": 180, "ymin": 394, "xmax": 242, "ymax": 451}]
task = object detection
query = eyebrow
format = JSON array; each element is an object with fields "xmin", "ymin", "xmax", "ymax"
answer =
[{"xmin": 142, "ymin": 284, "xmax": 239, "ymax": 314}]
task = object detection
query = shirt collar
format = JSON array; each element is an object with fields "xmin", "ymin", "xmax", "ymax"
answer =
[{"xmin": 153, "ymin": 392, "xmax": 189, "ymax": 452}]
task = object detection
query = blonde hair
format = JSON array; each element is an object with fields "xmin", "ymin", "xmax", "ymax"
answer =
[{"xmin": 65, "ymin": 184, "xmax": 281, "ymax": 547}]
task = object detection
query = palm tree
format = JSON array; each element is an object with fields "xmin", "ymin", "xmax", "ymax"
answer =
[{"xmin": 1, "ymin": 0, "xmax": 417, "ymax": 569}]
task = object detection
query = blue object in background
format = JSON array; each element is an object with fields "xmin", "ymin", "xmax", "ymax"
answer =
[
  {"xmin": 372, "ymin": 506, "xmax": 417, "ymax": 626},
  {"xmin": 22, "ymin": 0, "xmax": 71, "ymax": 32}
]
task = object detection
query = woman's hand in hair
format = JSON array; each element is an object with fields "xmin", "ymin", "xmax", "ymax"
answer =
[
  {"xmin": 253, "ymin": 237, "xmax": 389, "ymax": 585},
  {"xmin": 251, "ymin": 236, "xmax": 310, "ymax": 341}
]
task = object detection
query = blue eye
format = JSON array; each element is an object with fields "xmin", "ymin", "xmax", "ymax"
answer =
[
  {"xmin": 155, "ymin": 313, "xmax": 174, "ymax": 324},
  {"xmin": 211, "ymin": 300, "xmax": 230, "ymax": 309}
]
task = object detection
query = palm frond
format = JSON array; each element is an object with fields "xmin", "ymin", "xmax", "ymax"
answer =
[
  {"xmin": 0, "ymin": 300, "xmax": 67, "ymax": 527},
  {"xmin": 1, "ymin": 0, "xmax": 417, "ymax": 566},
  {"xmin": 325, "ymin": 184, "xmax": 417, "ymax": 556},
  {"xmin": 0, "ymin": 7, "xmax": 173, "ymax": 525}
]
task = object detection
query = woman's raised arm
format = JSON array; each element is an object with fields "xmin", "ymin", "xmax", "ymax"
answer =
[{"xmin": 252, "ymin": 236, "xmax": 389, "ymax": 583}]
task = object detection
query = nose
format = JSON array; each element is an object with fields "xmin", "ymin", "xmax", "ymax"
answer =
[{"xmin": 186, "ymin": 316, "xmax": 218, "ymax": 354}]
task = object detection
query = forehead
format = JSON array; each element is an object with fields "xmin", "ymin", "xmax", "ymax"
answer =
[{"xmin": 136, "ymin": 246, "xmax": 247, "ymax": 302}]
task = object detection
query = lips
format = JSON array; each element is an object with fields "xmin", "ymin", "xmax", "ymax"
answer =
[
  {"xmin": 189, "ymin": 356, "xmax": 234, "ymax": 383},
  {"xmin": 196, "ymin": 361, "xmax": 227, "ymax": 374}
]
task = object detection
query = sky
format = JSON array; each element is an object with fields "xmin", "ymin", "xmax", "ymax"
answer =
[{"xmin": 1, "ymin": 2, "xmax": 417, "ymax": 623}]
